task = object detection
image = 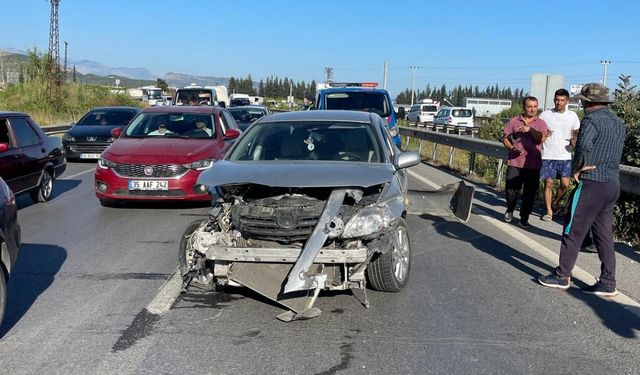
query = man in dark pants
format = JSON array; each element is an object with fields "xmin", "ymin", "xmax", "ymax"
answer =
[
  {"xmin": 502, "ymin": 96, "xmax": 548, "ymax": 227},
  {"xmin": 538, "ymin": 83, "xmax": 626, "ymax": 296}
]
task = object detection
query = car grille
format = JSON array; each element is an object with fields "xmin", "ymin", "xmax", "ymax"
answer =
[
  {"xmin": 114, "ymin": 164, "xmax": 188, "ymax": 178},
  {"xmin": 73, "ymin": 143, "xmax": 110, "ymax": 153},
  {"xmin": 232, "ymin": 195, "xmax": 325, "ymax": 243},
  {"xmin": 114, "ymin": 189, "xmax": 187, "ymax": 197}
]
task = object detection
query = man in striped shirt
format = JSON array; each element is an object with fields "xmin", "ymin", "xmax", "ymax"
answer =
[{"xmin": 538, "ymin": 83, "xmax": 626, "ymax": 296}]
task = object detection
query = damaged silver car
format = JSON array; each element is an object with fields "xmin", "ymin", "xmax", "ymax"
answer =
[{"xmin": 179, "ymin": 110, "xmax": 473, "ymax": 321}]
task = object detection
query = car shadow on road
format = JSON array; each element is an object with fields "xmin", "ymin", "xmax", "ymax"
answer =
[
  {"xmin": 420, "ymin": 213, "xmax": 640, "ymax": 338},
  {"xmin": 0, "ymin": 243, "xmax": 67, "ymax": 337},
  {"xmin": 16, "ymin": 179, "xmax": 82, "ymax": 210}
]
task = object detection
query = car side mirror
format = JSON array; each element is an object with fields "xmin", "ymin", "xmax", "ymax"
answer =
[
  {"xmin": 0, "ymin": 143, "xmax": 9, "ymax": 153},
  {"xmin": 111, "ymin": 127, "xmax": 123, "ymax": 138},
  {"xmin": 397, "ymin": 107, "xmax": 406, "ymax": 119},
  {"xmin": 223, "ymin": 128, "xmax": 240, "ymax": 140},
  {"xmin": 394, "ymin": 151, "xmax": 421, "ymax": 169}
]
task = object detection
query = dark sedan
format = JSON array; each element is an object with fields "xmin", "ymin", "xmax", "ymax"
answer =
[
  {"xmin": 0, "ymin": 112, "xmax": 66, "ymax": 203},
  {"xmin": 0, "ymin": 177, "xmax": 21, "ymax": 326},
  {"xmin": 63, "ymin": 106, "xmax": 141, "ymax": 160},
  {"xmin": 227, "ymin": 105, "xmax": 270, "ymax": 131}
]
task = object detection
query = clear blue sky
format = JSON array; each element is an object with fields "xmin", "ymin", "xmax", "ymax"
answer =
[{"xmin": 2, "ymin": 0, "xmax": 639, "ymax": 97}]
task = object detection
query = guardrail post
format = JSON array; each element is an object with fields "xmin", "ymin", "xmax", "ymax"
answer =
[
  {"xmin": 418, "ymin": 140, "xmax": 423, "ymax": 157},
  {"xmin": 432, "ymin": 143, "xmax": 438, "ymax": 161},
  {"xmin": 496, "ymin": 159, "xmax": 504, "ymax": 186},
  {"xmin": 469, "ymin": 152, "xmax": 476, "ymax": 175},
  {"xmin": 448, "ymin": 146, "xmax": 455, "ymax": 167},
  {"xmin": 405, "ymin": 134, "xmax": 412, "ymax": 151}
]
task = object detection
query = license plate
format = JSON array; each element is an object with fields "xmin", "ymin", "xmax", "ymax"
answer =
[
  {"xmin": 128, "ymin": 180, "xmax": 169, "ymax": 191},
  {"xmin": 80, "ymin": 153, "xmax": 102, "ymax": 159}
]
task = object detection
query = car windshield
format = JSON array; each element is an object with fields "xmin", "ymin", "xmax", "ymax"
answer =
[
  {"xmin": 124, "ymin": 112, "xmax": 216, "ymax": 139},
  {"xmin": 453, "ymin": 109, "xmax": 473, "ymax": 117},
  {"xmin": 422, "ymin": 105, "xmax": 438, "ymax": 112},
  {"xmin": 76, "ymin": 109, "xmax": 138, "ymax": 126},
  {"xmin": 228, "ymin": 108, "xmax": 267, "ymax": 122},
  {"xmin": 176, "ymin": 90, "xmax": 213, "ymax": 106},
  {"xmin": 324, "ymin": 92, "xmax": 391, "ymax": 117},
  {"xmin": 228, "ymin": 121, "xmax": 382, "ymax": 163},
  {"xmin": 231, "ymin": 98, "xmax": 251, "ymax": 106}
]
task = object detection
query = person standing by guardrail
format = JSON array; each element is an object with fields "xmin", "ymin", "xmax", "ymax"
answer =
[
  {"xmin": 539, "ymin": 89, "xmax": 581, "ymax": 221},
  {"xmin": 502, "ymin": 96, "xmax": 548, "ymax": 228},
  {"xmin": 538, "ymin": 83, "xmax": 626, "ymax": 296}
]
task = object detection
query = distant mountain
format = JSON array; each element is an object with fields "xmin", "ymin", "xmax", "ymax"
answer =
[
  {"xmin": 73, "ymin": 59, "xmax": 157, "ymax": 80},
  {"xmin": 164, "ymin": 72, "xmax": 229, "ymax": 88}
]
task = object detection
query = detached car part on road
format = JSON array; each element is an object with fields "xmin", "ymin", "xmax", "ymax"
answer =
[{"xmin": 179, "ymin": 110, "xmax": 473, "ymax": 321}]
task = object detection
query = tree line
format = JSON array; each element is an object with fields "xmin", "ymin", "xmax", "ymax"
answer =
[
  {"xmin": 228, "ymin": 75, "xmax": 318, "ymax": 100},
  {"xmin": 396, "ymin": 84, "xmax": 528, "ymax": 106}
]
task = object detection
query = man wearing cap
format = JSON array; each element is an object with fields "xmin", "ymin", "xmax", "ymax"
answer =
[
  {"xmin": 538, "ymin": 83, "xmax": 626, "ymax": 296},
  {"xmin": 502, "ymin": 96, "xmax": 548, "ymax": 228}
]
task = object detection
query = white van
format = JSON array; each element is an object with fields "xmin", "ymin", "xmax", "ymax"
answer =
[
  {"xmin": 174, "ymin": 85, "xmax": 229, "ymax": 107},
  {"xmin": 407, "ymin": 99, "xmax": 440, "ymax": 125}
]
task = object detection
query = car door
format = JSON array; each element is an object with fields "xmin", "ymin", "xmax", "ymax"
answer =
[
  {"xmin": 0, "ymin": 118, "xmax": 28, "ymax": 193},
  {"xmin": 8, "ymin": 117, "xmax": 45, "ymax": 192}
]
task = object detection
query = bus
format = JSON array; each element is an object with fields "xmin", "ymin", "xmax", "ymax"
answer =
[{"xmin": 463, "ymin": 97, "xmax": 512, "ymax": 116}]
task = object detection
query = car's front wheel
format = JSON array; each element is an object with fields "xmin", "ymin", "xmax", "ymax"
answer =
[
  {"xmin": 30, "ymin": 170, "xmax": 53, "ymax": 203},
  {"xmin": 366, "ymin": 218, "xmax": 411, "ymax": 292}
]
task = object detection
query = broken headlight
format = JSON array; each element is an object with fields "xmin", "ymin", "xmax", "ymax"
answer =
[{"xmin": 341, "ymin": 206, "xmax": 392, "ymax": 238}]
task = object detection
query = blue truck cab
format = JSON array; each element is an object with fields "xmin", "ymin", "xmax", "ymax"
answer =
[{"xmin": 314, "ymin": 83, "xmax": 403, "ymax": 146}]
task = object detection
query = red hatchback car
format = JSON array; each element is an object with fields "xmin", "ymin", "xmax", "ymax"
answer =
[{"xmin": 95, "ymin": 106, "xmax": 240, "ymax": 205}]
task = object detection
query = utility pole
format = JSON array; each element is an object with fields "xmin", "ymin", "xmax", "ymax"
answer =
[
  {"xmin": 383, "ymin": 61, "xmax": 388, "ymax": 90},
  {"xmin": 63, "ymin": 41, "xmax": 68, "ymax": 80},
  {"xmin": 600, "ymin": 60, "xmax": 611, "ymax": 86},
  {"xmin": 410, "ymin": 65, "xmax": 419, "ymax": 106}
]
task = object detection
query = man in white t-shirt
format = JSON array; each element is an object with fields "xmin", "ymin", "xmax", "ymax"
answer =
[{"xmin": 538, "ymin": 88, "xmax": 581, "ymax": 221}]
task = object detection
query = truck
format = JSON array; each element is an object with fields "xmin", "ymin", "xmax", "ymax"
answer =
[
  {"xmin": 127, "ymin": 86, "xmax": 164, "ymax": 106},
  {"xmin": 173, "ymin": 84, "xmax": 229, "ymax": 107},
  {"xmin": 229, "ymin": 93, "xmax": 251, "ymax": 107},
  {"xmin": 314, "ymin": 82, "xmax": 402, "ymax": 146}
]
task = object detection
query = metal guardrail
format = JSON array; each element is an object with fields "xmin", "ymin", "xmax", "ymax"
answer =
[
  {"xmin": 400, "ymin": 126, "xmax": 640, "ymax": 196},
  {"xmin": 43, "ymin": 124, "xmax": 72, "ymax": 135}
]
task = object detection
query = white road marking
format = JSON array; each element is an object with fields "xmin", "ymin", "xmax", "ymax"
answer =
[
  {"xmin": 409, "ymin": 171, "xmax": 640, "ymax": 319},
  {"xmin": 408, "ymin": 169, "xmax": 440, "ymax": 189},
  {"xmin": 61, "ymin": 167, "xmax": 95, "ymax": 180},
  {"xmin": 147, "ymin": 269, "xmax": 182, "ymax": 315}
]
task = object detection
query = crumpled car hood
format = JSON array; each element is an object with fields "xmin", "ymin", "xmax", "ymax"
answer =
[{"xmin": 197, "ymin": 160, "xmax": 395, "ymax": 188}]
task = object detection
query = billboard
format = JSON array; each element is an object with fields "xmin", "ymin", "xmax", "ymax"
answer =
[{"xmin": 530, "ymin": 73, "xmax": 565, "ymax": 110}]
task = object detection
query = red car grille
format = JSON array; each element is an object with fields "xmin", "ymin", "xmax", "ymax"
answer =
[{"xmin": 114, "ymin": 164, "xmax": 187, "ymax": 178}]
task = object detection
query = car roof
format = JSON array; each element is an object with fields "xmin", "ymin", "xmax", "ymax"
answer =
[
  {"xmin": 0, "ymin": 111, "xmax": 28, "ymax": 117},
  {"xmin": 228, "ymin": 105, "xmax": 267, "ymax": 110},
  {"xmin": 258, "ymin": 109, "xmax": 374, "ymax": 123},
  {"xmin": 88, "ymin": 106, "xmax": 141, "ymax": 112},
  {"xmin": 143, "ymin": 105, "xmax": 223, "ymax": 114},
  {"xmin": 320, "ymin": 87, "xmax": 389, "ymax": 94},
  {"xmin": 439, "ymin": 106, "xmax": 469, "ymax": 110}
]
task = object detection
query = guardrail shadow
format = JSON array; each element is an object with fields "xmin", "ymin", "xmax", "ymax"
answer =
[
  {"xmin": 0, "ymin": 243, "xmax": 67, "ymax": 337},
  {"xmin": 420, "ymin": 213, "xmax": 640, "ymax": 338}
]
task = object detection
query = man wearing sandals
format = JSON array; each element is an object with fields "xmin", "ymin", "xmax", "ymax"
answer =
[
  {"xmin": 539, "ymin": 89, "xmax": 581, "ymax": 222},
  {"xmin": 538, "ymin": 83, "xmax": 626, "ymax": 296}
]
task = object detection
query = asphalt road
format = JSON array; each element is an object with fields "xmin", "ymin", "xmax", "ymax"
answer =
[{"xmin": 0, "ymin": 161, "xmax": 638, "ymax": 374}]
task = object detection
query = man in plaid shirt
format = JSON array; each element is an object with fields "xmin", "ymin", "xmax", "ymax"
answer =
[{"xmin": 538, "ymin": 83, "xmax": 626, "ymax": 296}]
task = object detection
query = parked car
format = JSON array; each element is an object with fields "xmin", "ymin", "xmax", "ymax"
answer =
[
  {"xmin": 227, "ymin": 105, "xmax": 270, "ymax": 131},
  {"xmin": 178, "ymin": 110, "xmax": 474, "ymax": 321},
  {"xmin": 62, "ymin": 106, "xmax": 141, "ymax": 161},
  {"xmin": 0, "ymin": 112, "xmax": 66, "ymax": 203},
  {"xmin": 433, "ymin": 107, "xmax": 474, "ymax": 127},
  {"xmin": 407, "ymin": 100, "xmax": 440, "ymax": 126},
  {"xmin": 94, "ymin": 106, "xmax": 240, "ymax": 205},
  {"xmin": 0, "ymin": 177, "xmax": 21, "ymax": 326}
]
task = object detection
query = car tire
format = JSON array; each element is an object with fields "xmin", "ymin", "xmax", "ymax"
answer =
[
  {"xmin": 366, "ymin": 218, "xmax": 411, "ymax": 292},
  {"xmin": 0, "ymin": 264, "xmax": 6, "ymax": 326},
  {"xmin": 30, "ymin": 170, "xmax": 53, "ymax": 203},
  {"xmin": 178, "ymin": 220, "xmax": 213, "ymax": 286}
]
